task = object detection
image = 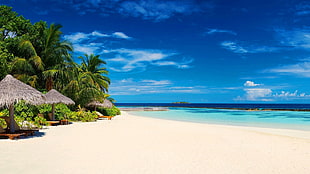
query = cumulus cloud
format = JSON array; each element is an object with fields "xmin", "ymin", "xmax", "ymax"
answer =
[
  {"xmin": 107, "ymin": 48, "xmax": 193, "ymax": 72},
  {"xmin": 244, "ymin": 81, "xmax": 261, "ymax": 87},
  {"xmin": 242, "ymin": 88, "xmax": 273, "ymax": 101},
  {"xmin": 236, "ymin": 81, "xmax": 310, "ymax": 101}
]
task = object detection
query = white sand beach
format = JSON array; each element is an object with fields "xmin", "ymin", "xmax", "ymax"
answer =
[{"xmin": 0, "ymin": 111, "xmax": 309, "ymax": 174}]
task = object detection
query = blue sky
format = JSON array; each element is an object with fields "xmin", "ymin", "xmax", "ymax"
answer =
[{"xmin": 2, "ymin": 0, "xmax": 310, "ymax": 103}]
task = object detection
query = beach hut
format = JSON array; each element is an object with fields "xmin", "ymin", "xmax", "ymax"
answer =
[
  {"xmin": 44, "ymin": 89, "xmax": 75, "ymax": 121},
  {"xmin": 0, "ymin": 74, "xmax": 45, "ymax": 133},
  {"xmin": 86, "ymin": 99, "xmax": 113, "ymax": 110}
]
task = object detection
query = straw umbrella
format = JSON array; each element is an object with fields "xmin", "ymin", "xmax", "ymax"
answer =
[
  {"xmin": 87, "ymin": 99, "xmax": 113, "ymax": 110},
  {"xmin": 0, "ymin": 74, "xmax": 45, "ymax": 133},
  {"xmin": 44, "ymin": 89, "xmax": 75, "ymax": 120}
]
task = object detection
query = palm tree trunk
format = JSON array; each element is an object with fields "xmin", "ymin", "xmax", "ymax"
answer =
[
  {"xmin": 52, "ymin": 104, "xmax": 55, "ymax": 120},
  {"xmin": 46, "ymin": 77, "xmax": 53, "ymax": 91},
  {"xmin": 9, "ymin": 104, "xmax": 15, "ymax": 133}
]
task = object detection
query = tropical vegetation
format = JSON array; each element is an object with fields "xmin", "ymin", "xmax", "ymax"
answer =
[{"xmin": 0, "ymin": 5, "xmax": 119, "ymax": 126}]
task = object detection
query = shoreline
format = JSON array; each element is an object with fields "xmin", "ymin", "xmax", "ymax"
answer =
[
  {"xmin": 0, "ymin": 111, "xmax": 309, "ymax": 174},
  {"xmin": 128, "ymin": 111, "xmax": 310, "ymax": 140},
  {"xmin": 120, "ymin": 106, "xmax": 310, "ymax": 112}
]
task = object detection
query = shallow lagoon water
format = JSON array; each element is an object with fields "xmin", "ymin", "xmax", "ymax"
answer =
[{"xmin": 129, "ymin": 107, "xmax": 310, "ymax": 131}]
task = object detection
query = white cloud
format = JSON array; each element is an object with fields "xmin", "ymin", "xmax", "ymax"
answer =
[
  {"xmin": 265, "ymin": 61, "xmax": 310, "ymax": 77},
  {"xmin": 242, "ymin": 88, "xmax": 273, "ymax": 101},
  {"xmin": 244, "ymin": 81, "xmax": 261, "ymax": 87},
  {"xmin": 275, "ymin": 28, "xmax": 310, "ymax": 50},
  {"xmin": 236, "ymin": 81, "xmax": 310, "ymax": 101},
  {"xmin": 109, "ymin": 78, "xmax": 205, "ymax": 95},
  {"xmin": 221, "ymin": 41, "xmax": 248, "ymax": 53},
  {"xmin": 73, "ymin": 44, "xmax": 101, "ymax": 55},
  {"xmin": 64, "ymin": 31, "xmax": 131, "ymax": 44},
  {"xmin": 221, "ymin": 41, "xmax": 280, "ymax": 54},
  {"xmin": 206, "ymin": 28, "xmax": 237, "ymax": 35},
  {"xmin": 107, "ymin": 48, "xmax": 193, "ymax": 72},
  {"xmin": 63, "ymin": 31, "xmax": 132, "ymax": 54},
  {"xmin": 140, "ymin": 80, "xmax": 172, "ymax": 85},
  {"xmin": 64, "ymin": 32, "xmax": 90, "ymax": 43},
  {"xmin": 92, "ymin": 31, "xmax": 109, "ymax": 37},
  {"xmin": 112, "ymin": 32, "xmax": 131, "ymax": 39}
]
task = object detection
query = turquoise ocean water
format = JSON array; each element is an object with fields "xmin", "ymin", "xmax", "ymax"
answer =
[{"xmin": 126, "ymin": 107, "xmax": 310, "ymax": 131}]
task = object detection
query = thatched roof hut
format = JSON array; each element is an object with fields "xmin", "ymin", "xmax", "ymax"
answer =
[
  {"xmin": 0, "ymin": 75, "xmax": 45, "ymax": 107},
  {"xmin": 45, "ymin": 89, "xmax": 75, "ymax": 105},
  {"xmin": 87, "ymin": 99, "xmax": 113, "ymax": 109},
  {"xmin": 0, "ymin": 74, "xmax": 45, "ymax": 132},
  {"xmin": 44, "ymin": 89, "xmax": 75, "ymax": 120}
]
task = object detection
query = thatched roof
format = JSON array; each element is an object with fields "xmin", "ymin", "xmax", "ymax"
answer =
[
  {"xmin": 87, "ymin": 99, "xmax": 113, "ymax": 108},
  {"xmin": 44, "ymin": 89, "xmax": 75, "ymax": 105},
  {"xmin": 0, "ymin": 74, "xmax": 45, "ymax": 107}
]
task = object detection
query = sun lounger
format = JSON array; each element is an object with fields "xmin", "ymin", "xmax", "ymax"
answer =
[
  {"xmin": 1, "ymin": 116, "xmax": 39, "ymax": 137},
  {"xmin": 0, "ymin": 125, "xmax": 26, "ymax": 140},
  {"xmin": 95, "ymin": 111, "xmax": 113, "ymax": 120},
  {"xmin": 46, "ymin": 120, "xmax": 60, "ymax": 126},
  {"xmin": 98, "ymin": 115, "xmax": 113, "ymax": 120},
  {"xmin": 0, "ymin": 132, "xmax": 26, "ymax": 140}
]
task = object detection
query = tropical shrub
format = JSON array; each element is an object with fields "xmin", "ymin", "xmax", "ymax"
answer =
[
  {"xmin": 66, "ymin": 106, "xmax": 97, "ymax": 122},
  {"xmin": 0, "ymin": 101, "xmax": 48, "ymax": 128},
  {"xmin": 67, "ymin": 111, "xmax": 97, "ymax": 122},
  {"xmin": 14, "ymin": 101, "xmax": 49, "ymax": 128},
  {"xmin": 37, "ymin": 103, "xmax": 72, "ymax": 120},
  {"xmin": 54, "ymin": 104, "xmax": 72, "ymax": 120},
  {"xmin": 97, "ymin": 106, "xmax": 121, "ymax": 116},
  {"xmin": 0, "ymin": 110, "xmax": 9, "ymax": 128}
]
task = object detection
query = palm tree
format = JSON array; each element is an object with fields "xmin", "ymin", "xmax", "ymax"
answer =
[
  {"xmin": 62, "ymin": 54, "xmax": 110, "ymax": 106},
  {"xmin": 36, "ymin": 22, "xmax": 73, "ymax": 91},
  {"xmin": 10, "ymin": 39, "xmax": 44, "ymax": 87},
  {"xmin": 10, "ymin": 22, "xmax": 73, "ymax": 90},
  {"xmin": 78, "ymin": 54, "xmax": 110, "ymax": 93}
]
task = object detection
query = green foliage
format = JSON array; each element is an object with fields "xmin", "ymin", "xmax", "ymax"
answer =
[
  {"xmin": 67, "ymin": 110, "xmax": 98, "ymax": 122},
  {"xmin": 97, "ymin": 106, "xmax": 121, "ymax": 116},
  {"xmin": 14, "ymin": 100, "xmax": 47, "ymax": 128},
  {"xmin": 54, "ymin": 104, "xmax": 71, "ymax": 120},
  {"xmin": 15, "ymin": 100, "xmax": 39, "ymax": 119},
  {"xmin": 0, "ymin": 5, "xmax": 114, "ymax": 110},
  {"xmin": 0, "ymin": 110, "xmax": 9, "ymax": 128},
  {"xmin": 37, "ymin": 104, "xmax": 51, "ymax": 116},
  {"xmin": 37, "ymin": 103, "xmax": 72, "ymax": 120}
]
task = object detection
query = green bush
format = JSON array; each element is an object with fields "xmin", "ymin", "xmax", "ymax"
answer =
[
  {"xmin": 0, "ymin": 110, "xmax": 9, "ymax": 128},
  {"xmin": 0, "ymin": 101, "xmax": 48, "ymax": 128},
  {"xmin": 14, "ymin": 101, "xmax": 47, "ymax": 128},
  {"xmin": 97, "ymin": 106, "xmax": 121, "ymax": 116},
  {"xmin": 37, "ymin": 103, "xmax": 72, "ymax": 120},
  {"xmin": 67, "ymin": 107, "xmax": 97, "ymax": 122}
]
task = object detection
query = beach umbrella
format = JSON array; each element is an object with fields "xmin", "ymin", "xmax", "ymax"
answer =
[
  {"xmin": 0, "ymin": 74, "xmax": 45, "ymax": 133},
  {"xmin": 44, "ymin": 89, "xmax": 75, "ymax": 120},
  {"xmin": 86, "ymin": 99, "xmax": 113, "ymax": 110}
]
